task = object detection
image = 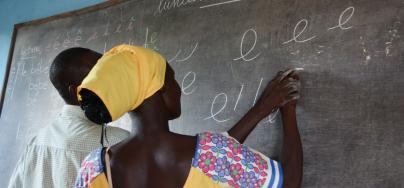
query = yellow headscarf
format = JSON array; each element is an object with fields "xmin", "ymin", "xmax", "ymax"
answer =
[{"xmin": 77, "ymin": 44, "xmax": 166, "ymax": 121}]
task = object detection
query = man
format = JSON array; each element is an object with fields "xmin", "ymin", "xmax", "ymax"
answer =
[{"xmin": 8, "ymin": 48, "xmax": 130, "ymax": 188}]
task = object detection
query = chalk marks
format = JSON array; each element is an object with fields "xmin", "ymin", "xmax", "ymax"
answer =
[
  {"xmin": 234, "ymin": 84, "xmax": 244, "ymax": 111},
  {"xmin": 30, "ymin": 58, "xmax": 49, "ymax": 75},
  {"xmin": 283, "ymin": 19, "xmax": 317, "ymax": 45},
  {"xmin": 20, "ymin": 46, "xmax": 41, "ymax": 60},
  {"xmin": 358, "ymin": 17, "xmax": 400, "ymax": 64},
  {"xmin": 144, "ymin": 27, "xmax": 159, "ymax": 50},
  {"xmin": 252, "ymin": 78, "xmax": 263, "ymax": 107},
  {"xmin": 263, "ymin": 109, "xmax": 279, "ymax": 124},
  {"xmin": 359, "ymin": 36, "xmax": 371, "ymax": 64},
  {"xmin": 86, "ymin": 31, "xmax": 99, "ymax": 43},
  {"xmin": 200, "ymin": 0, "xmax": 242, "ymax": 9},
  {"xmin": 26, "ymin": 79, "xmax": 48, "ymax": 107},
  {"xmin": 384, "ymin": 19, "xmax": 401, "ymax": 57},
  {"xmin": 168, "ymin": 42, "xmax": 199, "ymax": 63},
  {"xmin": 155, "ymin": 0, "xmax": 242, "ymax": 15},
  {"xmin": 234, "ymin": 28, "xmax": 261, "ymax": 62},
  {"xmin": 283, "ymin": 6, "xmax": 356, "ymax": 45},
  {"xmin": 181, "ymin": 71, "xmax": 197, "ymax": 95},
  {"xmin": 315, "ymin": 45, "xmax": 325, "ymax": 54},
  {"xmin": 155, "ymin": 0, "xmax": 204, "ymax": 15},
  {"xmin": 328, "ymin": 6, "xmax": 355, "ymax": 30},
  {"xmin": 177, "ymin": 42, "xmax": 199, "ymax": 62},
  {"xmin": 204, "ymin": 78, "xmax": 280, "ymax": 124},
  {"xmin": 19, "ymin": 56, "xmax": 37, "ymax": 60},
  {"xmin": 168, "ymin": 50, "xmax": 182, "ymax": 63},
  {"xmin": 204, "ymin": 93, "xmax": 231, "ymax": 123}
]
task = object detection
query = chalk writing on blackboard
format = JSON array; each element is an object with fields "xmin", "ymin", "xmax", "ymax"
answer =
[
  {"xmin": 168, "ymin": 50, "xmax": 181, "ymax": 63},
  {"xmin": 233, "ymin": 28, "xmax": 261, "ymax": 62},
  {"xmin": 328, "ymin": 6, "xmax": 355, "ymax": 30},
  {"xmin": 30, "ymin": 58, "xmax": 49, "ymax": 75},
  {"xmin": 283, "ymin": 6, "xmax": 355, "ymax": 45},
  {"xmin": 234, "ymin": 84, "xmax": 244, "ymax": 111},
  {"xmin": 204, "ymin": 92, "xmax": 231, "ymax": 123},
  {"xmin": 144, "ymin": 27, "xmax": 159, "ymax": 50},
  {"xmin": 252, "ymin": 77, "xmax": 263, "ymax": 107},
  {"xmin": 263, "ymin": 109, "xmax": 279, "ymax": 124},
  {"xmin": 155, "ymin": 0, "xmax": 242, "ymax": 15},
  {"xmin": 181, "ymin": 71, "xmax": 197, "ymax": 95},
  {"xmin": 283, "ymin": 19, "xmax": 317, "ymax": 45},
  {"xmin": 199, "ymin": 0, "xmax": 242, "ymax": 9},
  {"xmin": 168, "ymin": 42, "xmax": 199, "ymax": 63},
  {"xmin": 177, "ymin": 42, "xmax": 199, "ymax": 62},
  {"xmin": 85, "ymin": 17, "xmax": 136, "ymax": 43}
]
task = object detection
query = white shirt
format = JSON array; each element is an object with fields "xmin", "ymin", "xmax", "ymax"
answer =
[{"xmin": 8, "ymin": 105, "xmax": 130, "ymax": 188}]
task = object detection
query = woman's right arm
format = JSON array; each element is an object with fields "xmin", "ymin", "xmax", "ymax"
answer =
[
  {"xmin": 228, "ymin": 69, "xmax": 300, "ymax": 143},
  {"xmin": 280, "ymin": 100, "xmax": 303, "ymax": 188}
]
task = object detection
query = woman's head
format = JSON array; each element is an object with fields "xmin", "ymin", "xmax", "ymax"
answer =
[{"xmin": 77, "ymin": 45, "xmax": 181, "ymax": 124}]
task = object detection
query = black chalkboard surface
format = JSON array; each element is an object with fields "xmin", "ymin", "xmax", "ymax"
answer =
[{"xmin": 1, "ymin": 0, "xmax": 404, "ymax": 187}]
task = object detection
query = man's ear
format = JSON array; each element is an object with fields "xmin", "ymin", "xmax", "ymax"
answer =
[{"xmin": 68, "ymin": 85, "xmax": 79, "ymax": 105}]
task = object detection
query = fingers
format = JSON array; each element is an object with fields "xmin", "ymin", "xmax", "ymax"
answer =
[
  {"xmin": 279, "ymin": 69, "xmax": 295, "ymax": 81},
  {"xmin": 264, "ymin": 70, "xmax": 292, "ymax": 94},
  {"xmin": 281, "ymin": 93, "xmax": 300, "ymax": 106},
  {"xmin": 283, "ymin": 79, "xmax": 300, "ymax": 88},
  {"xmin": 281, "ymin": 77, "xmax": 301, "ymax": 106},
  {"xmin": 261, "ymin": 69, "xmax": 302, "ymax": 108},
  {"xmin": 287, "ymin": 85, "xmax": 299, "ymax": 94},
  {"xmin": 278, "ymin": 68, "xmax": 302, "ymax": 81},
  {"xmin": 288, "ymin": 71, "xmax": 300, "ymax": 81}
]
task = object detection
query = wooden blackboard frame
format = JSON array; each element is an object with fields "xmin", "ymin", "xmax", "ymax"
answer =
[{"xmin": 0, "ymin": 0, "xmax": 128, "ymax": 117}]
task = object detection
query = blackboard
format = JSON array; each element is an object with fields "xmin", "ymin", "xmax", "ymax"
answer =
[{"xmin": 1, "ymin": 0, "xmax": 404, "ymax": 187}]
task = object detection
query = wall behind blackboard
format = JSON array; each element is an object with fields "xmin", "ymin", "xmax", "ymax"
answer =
[{"xmin": 1, "ymin": 0, "xmax": 403, "ymax": 187}]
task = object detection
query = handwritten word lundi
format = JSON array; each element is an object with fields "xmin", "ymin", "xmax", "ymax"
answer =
[
  {"xmin": 155, "ymin": 0, "xmax": 242, "ymax": 14},
  {"xmin": 155, "ymin": 0, "xmax": 208, "ymax": 15}
]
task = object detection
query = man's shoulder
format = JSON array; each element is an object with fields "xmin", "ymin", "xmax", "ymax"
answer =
[
  {"xmin": 104, "ymin": 126, "xmax": 130, "ymax": 145},
  {"xmin": 107, "ymin": 126, "xmax": 130, "ymax": 134},
  {"xmin": 106, "ymin": 126, "xmax": 130, "ymax": 138}
]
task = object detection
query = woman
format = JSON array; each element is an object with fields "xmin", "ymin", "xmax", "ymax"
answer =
[{"xmin": 75, "ymin": 44, "xmax": 302, "ymax": 188}]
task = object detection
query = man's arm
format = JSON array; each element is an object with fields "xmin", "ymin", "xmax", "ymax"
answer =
[
  {"xmin": 228, "ymin": 69, "xmax": 300, "ymax": 143},
  {"xmin": 280, "ymin": 101, "xmax": 303, "ymax": 188}
]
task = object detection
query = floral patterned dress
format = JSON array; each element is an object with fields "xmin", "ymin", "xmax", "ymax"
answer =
[
  {"xmin": 75, "ymin": 132, "xmax": 283, "ymax": 188},
  {"xmin": 184, "ymin": 132, "xmax": 283, "ymax": 188},
  {"xmin": 75, "ymin": 148, "xmax": 110, "ymax": 188}
]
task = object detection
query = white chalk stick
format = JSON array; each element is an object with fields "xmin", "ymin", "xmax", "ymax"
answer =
[{"xmin": 294, "ymin": 68, "xmax": 304, "ymax": 71}]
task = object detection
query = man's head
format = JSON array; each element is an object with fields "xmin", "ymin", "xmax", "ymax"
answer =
[{"xmin": 49, "ymin": 47, "xmax": 102, "ymax": 105}]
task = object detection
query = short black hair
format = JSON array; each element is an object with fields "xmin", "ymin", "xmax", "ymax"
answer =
[{"xmin": 49, "ymin": 47, "xmax": 94, "ymax": 102}]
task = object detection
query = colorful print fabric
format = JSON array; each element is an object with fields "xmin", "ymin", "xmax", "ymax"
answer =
[
  {"xmin": 75, "ymin": 148, "xmax": 105, "ymax": 188},
  {"xmin": 191, "ymin": 132, "xmax": 283, "ymax": 188}
]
